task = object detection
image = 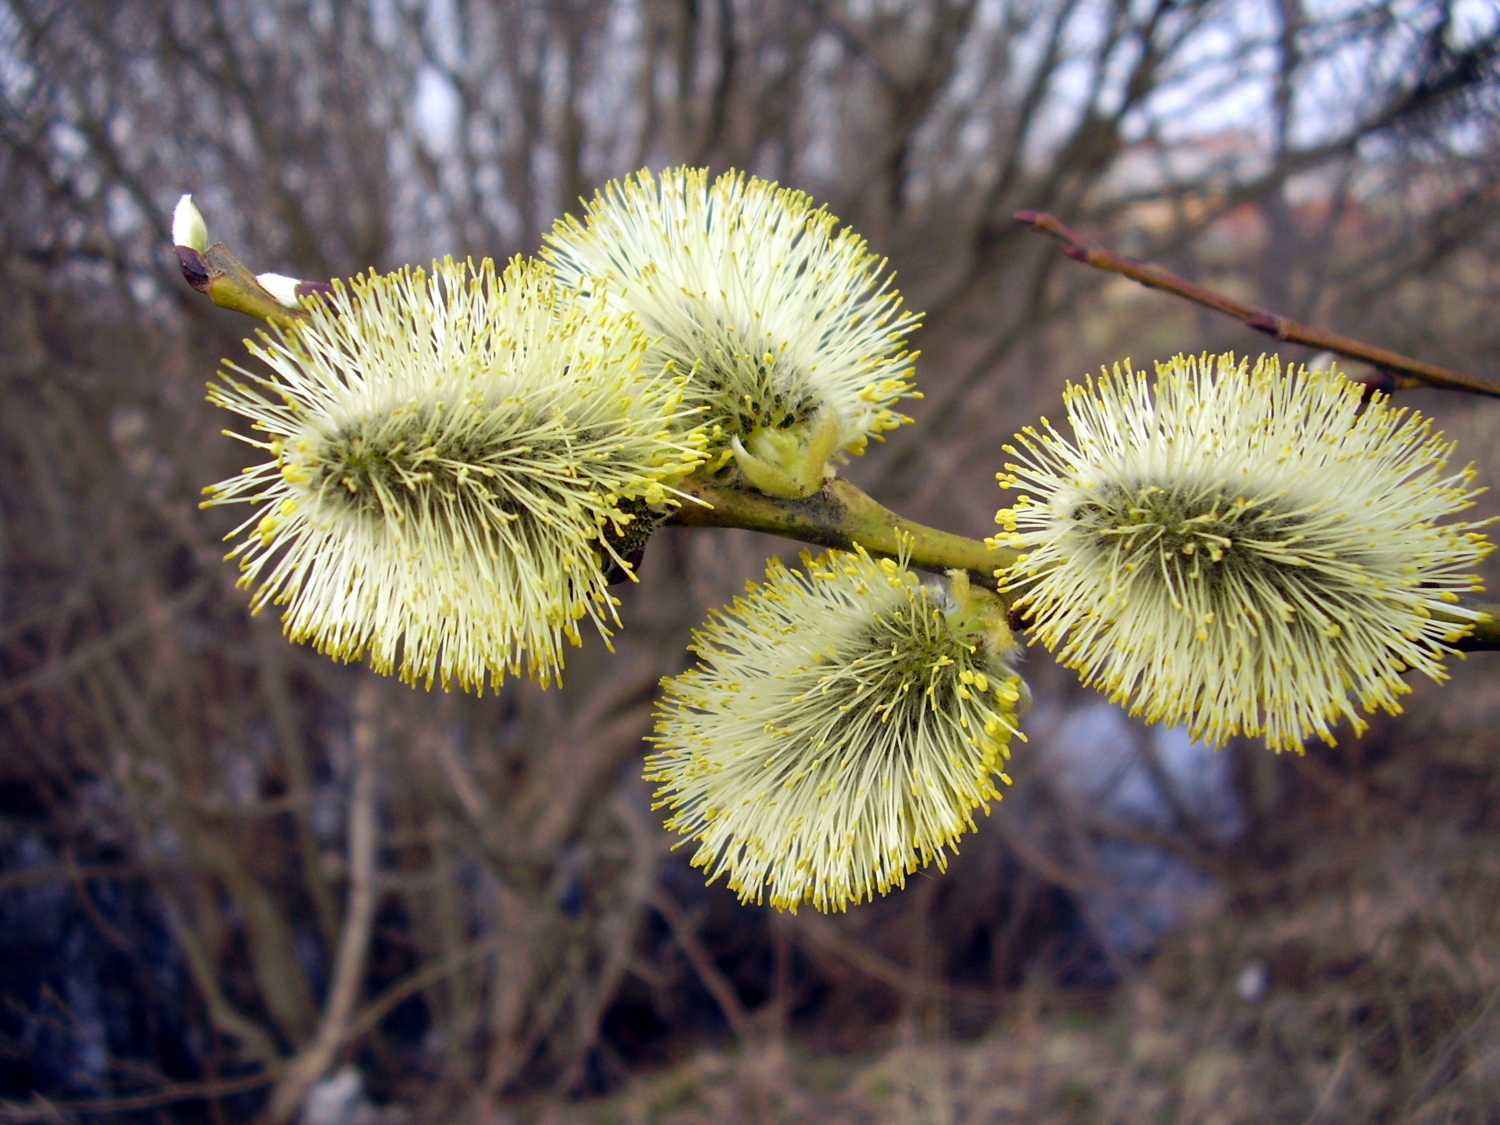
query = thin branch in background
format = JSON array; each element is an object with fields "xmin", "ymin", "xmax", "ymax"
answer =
[
  {"xmin": 0, "ymin": 577, "xmax": 213, "ymax": 707},
  {"xmin": 265, "ymin": 679, "xmax": 383, "ymax": 1124},
  {"xmin": 788, "ymin": 913, "xmax": 1007, "ymax": 1007},
  {"xmin": 1013, "ymin": 209, "xmax": 1500, "ymax": 399},
  {"xmin": 343, "ymin": 935, "xmax": 505, "ymax": 1047},
  {"xmin": 649, "ymin": 889, "xmax": 755, "ymax": 1044},
  {"xmin": 0, "ymin": 1069, "xmax": 278, "ymax": 1122}
]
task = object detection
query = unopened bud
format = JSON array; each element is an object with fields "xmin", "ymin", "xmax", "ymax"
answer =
[
  {"xmin": 730, "ymin": 410, "xmax": 843, "ymax": 499},
  {"xmin": 255, "ymin": 272, "xmax": 303, "ymax": 309},
  {"xmin": 172, "ymin": 194, "xmax": 210, "ymax": 252}
]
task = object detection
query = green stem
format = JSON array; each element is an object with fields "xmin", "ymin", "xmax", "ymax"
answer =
[
  {"xmin": 670, "ymin": 478, "xmax": 1500, "ymax": 653},
  {"xmin": 182, "ymin": 244, "xmax": 312, "ymax": 328},
  {"xmin": 670, "ymin": 477, "xmax": 1017, "ymax": 594},
  {"xmin": 176, "ymin": 246, "xmax": 1500, "ymax": 656}
]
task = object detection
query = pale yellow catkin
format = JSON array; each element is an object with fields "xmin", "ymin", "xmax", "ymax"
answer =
[
  {"xmin": 544, "ymin": 167, "xmax": 921, "ymax": 474},
  {"xmin": 648, "ymin": 546, "xmax": 1028, "ymax": 913},
  {"xmin": 992, "ymin": 353, "xmax": 1493, "ymax": 751},
  {"xmin": 205, "ymin": 256, "xmax": 707, "ymax": 691}
]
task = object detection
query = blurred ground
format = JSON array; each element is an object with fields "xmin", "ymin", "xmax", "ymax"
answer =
[{"xmin": 549, "ymin": 665, "xmax": 1500, "ymax": 1125}]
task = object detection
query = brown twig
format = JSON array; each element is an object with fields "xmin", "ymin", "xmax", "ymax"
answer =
[
  {"xmin": 1013, "ymin": 210, "xmax": 1500, "ymax": 399},
  {"xmin": 264, "ymin": 680, "xmax": 383, "ymax": 1124},
  {"xmin": 342, "ymin": 935, "xmax": 504, "ymax": 1046},
  {"xmin": 0, "ymin": 576, "xmax": 213, "ymax": 707},
  {"xmin": 649, "ymin": 889, "xmax": 755, "ymax": 1043},
  {"xmin": 1451, "ymin": 606, "xmax": 1500, "ymax": 652},
  {"xmin": 0, "ymin": 1069, "xmax": 279, "ymax": 1121},
  {"xmin": 788, "ymin": 913, "xmax": 1006, "ymax": 1006}
]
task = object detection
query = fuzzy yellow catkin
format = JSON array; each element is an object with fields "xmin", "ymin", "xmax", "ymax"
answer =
[
  {"xmin": 543, "ymin": 167, "xmax": 921, "ymax": 484},
  {"xmin": 647, "ymin": 546, "xmax": 1028, "ymax": 913},
  {"xmin": 204, "ymin": 256, "xmax": 707, "ymax": 691},
  {"xmin": 992, "ymin": 352, "xmax": 1494, "ymax": 751}
]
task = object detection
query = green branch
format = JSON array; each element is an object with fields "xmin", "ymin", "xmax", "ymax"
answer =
[
  {"xmin": 670, "ymin": 477, "xmax": 1017, "ymax": 592},
  {"xmin": 669, "ymin": 477, "xmax": 1500, "ymax": 653},
  {"xmin": 175, "ymin": 243, "xmax": 312, "ymax": 328},
  {"xmin": 173, "ymin": 234, "xmax": 1500, "ymax": 654}
]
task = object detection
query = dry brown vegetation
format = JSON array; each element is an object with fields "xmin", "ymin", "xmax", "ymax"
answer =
[
  {"xmin": 553, "ymin": 670, "xmax": 1500, "ymax": 1124},
  {"xmin": 1, "ymin": 1, "xmax": 1499, "ymax": 1121}
]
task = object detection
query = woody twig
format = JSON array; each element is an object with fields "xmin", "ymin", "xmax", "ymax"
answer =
[{"xmin": 1014, "ymin": 210, "xmax": 1500, "ymax": 400}]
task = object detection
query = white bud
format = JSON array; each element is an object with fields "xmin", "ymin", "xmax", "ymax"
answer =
[
  {"xmin": 172, "ymin": 194, "xmax": 210, "ymax": 252},
  {"xmin": 255, "ymin": 272, "xmax": 303, "ymax": 308}
]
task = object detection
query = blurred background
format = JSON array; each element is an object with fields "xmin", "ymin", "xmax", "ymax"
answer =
[{"xmin": 2, "ymin": 0, "xmax": 1500, "ymax": 1121}]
